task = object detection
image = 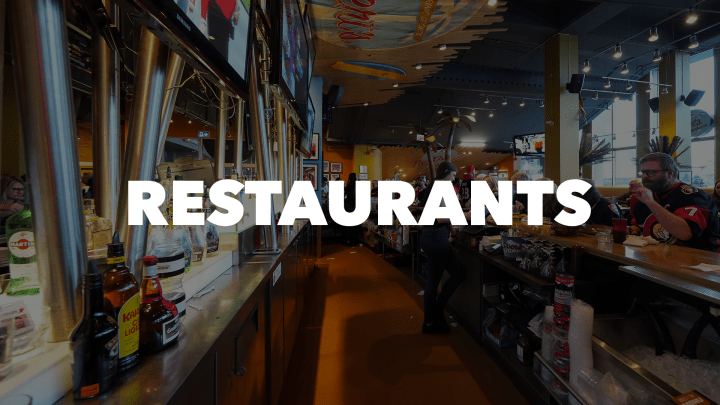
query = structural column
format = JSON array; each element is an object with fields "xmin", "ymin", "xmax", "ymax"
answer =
[
  {"xmin": 156, "ymin": 52, "xmax": 185, "ymax": 164},
  {"xmin": 234, "ymin": 99, "xmax": 245, "ymax": 169},
  {"xmin": 658, "ymin": 52, "xmax": 691, "ymax": 168},
  {"xmin": 215, "ymin": 92, "xmax": 228, "ymax": 180},
  {"xmin": 10, "ymin": 0, "xmax": 87, "ymax": 341},
  {"xmin": 714, "ymin": 48, "xmax": 720, "ymax": 180},
  {"xmin": 635, "ymin": 74, "xmax": 652, "ymax": 169},
  {"xmin": 115, "ymin": 27, "xmax": 169, "ymax": 280},
  {"xmin": 92, "ymin": 0, "xmax": 121, "ymax": 228},
  {"xmin": 544, "ymin": 34, "xmax": 580, "ymax": 182}
]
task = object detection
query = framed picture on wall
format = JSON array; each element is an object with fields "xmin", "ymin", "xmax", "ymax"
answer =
[
  {"xmin": 330, "ymin": 163, "xmax": 342, "ymax": 173},
  {"xmin": 359, "ymin": 165, "xmax": 367, "ymax": 174},
  {"xmin": 303, "ymin": 164, "xmax": 319, "ymax": 191},
  {"xmin": 323, "ymin": 161, "xmax": 329, "ymax": 173},
  {"xmin": 310, "ymin": 133, "xmax": 319, "ymax": 160},
  {"xmin": 330, "ymin": 173, "xmax": 341, "ymax": 181},
  {"xmin": 359, "ymin": 173, "xmax": 368, "ymax": 180}
]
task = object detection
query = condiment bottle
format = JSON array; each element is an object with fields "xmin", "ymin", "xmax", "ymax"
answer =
[
  {"xmin": 70, "ymin": 261, "xmax": 119, "ymax": 399},
  {"xmin": 139, "ymin": 256, "xmax": 179, "ymax": 354},
  {"xmin": 103, "ymin": 232, "xmax": 140, "ymax": 372}
]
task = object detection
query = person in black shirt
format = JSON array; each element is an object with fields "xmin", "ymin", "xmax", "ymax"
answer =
[
  {"xmin": 417, "ymin": 162, "xmax": 470, "ymax": 334},
  {"xmin": 459, "ymin": 165, "xmax": 475, "ymax": 207},
  {"xmin": 550, "ymin": 179, "xmax": 621, "ymax": 226},
  {"xmin": 712, "ymin": 180, "xmax": 720, "ymax": 214},
  {"xmin": 629, "ymin": 153, "xmax": 720, "ymax": 252},
  {"xmin": 341, "ymin": 173, "xmax": 358, "ymax": 245}
]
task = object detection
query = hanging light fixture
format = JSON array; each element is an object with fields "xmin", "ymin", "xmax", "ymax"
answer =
[
  {"xmin": 415, "ymin": 63, "xmax": 423, "ymax": 69},
  {"xmin": 439, "ymin": 44, "xmax": 447, "ymax": 51},
  {"xmin": 363, "ymin": 102, "xmax": 369, "ymax": 106},
  {"xmin": 686, "ymin": 8, "xmax": 698, "ymax": 24},
  {"xmin": 620, "ymin": 63, "xmax": 629, "ymax": 74},
  {"xmin": 409, "ymin": 130, "xmax": 413, "ymax": 134},
  {"xmin": 489, "ymin": 110, "xmax": 494, "ymax": 118},
  {"xmin": 519, "ymin": 99, "xmax": 525, "ymax": 107},
  {"xmin": 438, "ymin": 108, "xmax": 443, "ymax": 114},
  {"xmin": 582, "ymin": 60, "xmax": 590, "ymax": 73},
  {"xmin": 502, "ymin": 97, "xmax": 508, "ymax": 105},
  {"xmin": 625, "ymin": 81, "xmax": 633, "ymax": 91},
  {"xmin": 648, "ymin": 27, "xmax": 659, "ymax": 42},
  {"xmin": 471, "ymin": 109, "xmax": 476, "ymax": 116},
  {"xmin": 391, "ymin": 128, "xmax": 395, "ymax": 133},
  {"xmin": 604, "ymin": 78, "xmax": 612, "ymax": 88},
  {"xmin": 538, "ymin": 100, "xmax": 545, "ymax": 108},
  {"xmin": 592, "ymin": 92, "xmax": 599, "ymax": 100},
  {"xmin": 652, "ymin": 49, "xmax": 662, "ymax": 63},
  {"xmin": 613, "ymin": 44, "xmax": 622, "ymax": 58},
  {"xmin": 393, "ymin": 83, "xmax": 399, "ymax": 88},
  {"xmin": 688, "ymin": 35, "xmax": 699, "ymax": 49},
  {"xmin": 613, "ymin": 93, "xmax": 620, "ymax": 101},
  {"xmin": 662, "ymin": 86, "xmax": 669, "ymax": 95},
  {"xmin": 484, "ymin": 95, "xmax": 490, "ymax": 104},
  {"xmin": 645, "ymin": 84, "xmax": 652, "ymax": 93}
]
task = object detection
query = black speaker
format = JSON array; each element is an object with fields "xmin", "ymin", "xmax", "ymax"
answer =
[
  {"xmin": 322, "ymin": 93, "xmax": 332, "ymax": 124},
  {"xmin": 684, "ymin": 89, "xmax": 705, "ymax": 107},
  {"xmin": 648, "ymin": 97, "xmax": 660, "ymax": 113},
  {"xmin": 327, "ymin": 85, "xmax": 344, "ymax": 107},
  {"xmin": 566, "ymin": 74, "xmax": 585, "ymax": 94}
]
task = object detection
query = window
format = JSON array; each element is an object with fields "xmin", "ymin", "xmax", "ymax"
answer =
[
  {"xmin": 690, "ymin": 52, "xmax": 715, "ymax": 187},
  {"xmin": 520, "ymin": 156, "xmax": 544, "ymax": 180}
]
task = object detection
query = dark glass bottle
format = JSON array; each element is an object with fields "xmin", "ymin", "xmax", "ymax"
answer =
[
  {"xmin": 103, "ymin": 232, "xmax": 140, "ymax": 372},
  {"xmin": 70, "ymin": 261, "xmax": 119, "ymax": 399},
  {"xmin": 139, "ymin": 256, "xmax": 180, "ymax": 354}
]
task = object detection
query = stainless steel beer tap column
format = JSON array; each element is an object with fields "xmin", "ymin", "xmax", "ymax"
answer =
[
  {"xmin": 234, "ymin": 99, "xmax": 246, "ymax": 170},
  {"xmin": 248, "ymin": 39, "xmax": 279, "ymax": 253},
  {"xmin": 10, "ymin": 0, "xmax": 87, "ymax": 341},
  {"xmin": 157, "ymin": 52, "xmax": 186, "ymax": 165},
  {"xmin": 215, "ymin": 92, "xmax": 228, "ymax": 180},
  {"xmin": 115, "ymin": 27, "xmax": 169, "ymax": 281},
  {"xmin": 92, "ymin": 0, "xmax": 121, "ymax": 229}
]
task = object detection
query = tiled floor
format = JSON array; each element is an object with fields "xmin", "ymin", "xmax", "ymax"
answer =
[{"xmin": 279, "ymin": 243, "xmax": 529, "ymax": 405}]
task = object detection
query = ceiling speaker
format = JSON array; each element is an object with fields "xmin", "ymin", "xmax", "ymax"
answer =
[
  {"xmin": 566, "ymin": 74, "xmax": 585, "ymax": 94},
  {"xmin": 684, "ymin": 89, "xmax": 705, "ymax": 107},
  {"xmin": 648, "ymin": 97, "xmax": 660, "ymax": 113}
]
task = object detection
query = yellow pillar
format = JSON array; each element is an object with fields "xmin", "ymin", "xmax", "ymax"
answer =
[
  {"xmin": 658, "ymin": 52, "xmax": 691, "ymax": 168},
  {"xmin": 636, "ymin": 73, "xmax": 652, "ymax": 169},
  {"xmin": 544, "ymin": 34, "xmax": 580, "ymax": 182}
]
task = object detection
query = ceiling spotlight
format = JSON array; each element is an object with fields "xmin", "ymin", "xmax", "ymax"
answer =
[
  {"xmin": 439, "ymin": 44, "xmax": 447, "ymax": 51},
  {"xmin": 613, "ymin": 44, "xmax": 622, "ymax": 59},
  {"xmin": 188, "ymin": 120, "xmax": 192, "ymax": 124},
  {"xmin": 409, "ymin": 130, "xmax": 413, "ymax": 134},
  {"xmin": 652, "ymin": 49, "xmax": 662, "ymax": 63},
  {"xmin": 488, "ymin": 0, "xmax": 497, "ymax": 5},
  {"xmin": 438, "ymin": 108, "xmax": 443, "ymax": 114},
  {"xmin": 582, "ymin": 60, "xmax": 590, "ymax": 73},
  {"xmin": 625, "ymin": 81, "xmax": 633, "ymax": 91},
  {"xmin": 471, "ymin": 109, "xmax": 476, "ymax": 116},
  {"xmin": 538, "ymin": 100, "xmax": 544, "ymax": 107},
  {"xmin": 519, "ymin": 99, "xmax": 525, "ymax": 107},
  {"xmin": 502, "ymin": 97, "xmax": 508, "ymax": 105},
  {"xmin": 489, "ymin": 111, "xmax": 494, "ymax": 118},
  {"xmin": 648, "ymin": 27, "xmax": 659, "ymax": 42},
  {"xmin": 604, "ymin": 78, "xmax": 612, "ymax": 88},
  {"xmin": 613, "ymin": 93, "xmax": 620, "ymax": 101},
  {"xmin": 456, "ymin": 108, "xmax": 461, "ymax": 115},
  {"xmin": 686, "ymin": 8, "xmax": 698, "ymax": 24},
  {"xmin": 364, "ymin": 102, "xmax": 369, "ymax": 106},
  {"xmin": 662, "ymin": 86, "xmax": 669, "ymax": 95},
  {"xmin": 688, "ymin": 35, "xmax": 699, "ymax": 49},
  {"xmin": 484, "ymin": 95, "xmax": 490, "ymax": 104},
  {"xmin": 393, "ymin": 83, "xmax": 399, "ymax": 88},
  {"xmin": 170, "ymin": 120, "xmax": 173, "ymax": 123},
  {"xmin": 645, "ymin": 85, "xmax": 651, "ymax": 93},
  {"xmin": 391, "ymin": 128, "xmax": 395, "ymax": 133},
  {"xmin": 620, "ymin": 63, "xmax": 629, "ymax": 74},
  {"xmin": 592, "ymin": 92, "xmax": 599, "ymax": 100},
  {"xmin": 415, "ymin": 63, "xmax": 423, "ymax": 70}
]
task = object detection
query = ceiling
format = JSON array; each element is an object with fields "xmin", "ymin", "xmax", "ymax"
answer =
[{"xmin": 311, "ymin": 0, "xmax": 720, "ymax": 157}]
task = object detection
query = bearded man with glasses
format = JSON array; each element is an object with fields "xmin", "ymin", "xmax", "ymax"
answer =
[{"xmin": 628, "ymin": 152, "xmax": 720, "ymax": 252}]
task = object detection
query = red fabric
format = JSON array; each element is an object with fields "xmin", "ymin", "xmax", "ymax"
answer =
[
  {"xmin": 201, "ymin": 0, "xmax": 209, "ymax": 19},
  {"xmin": 673, "ymin": 206, "xmax": 709, "ymax": 231},
  {"xmin": 463, "ymin": 174, "xmax": 473, "ymax": 181},
  {"xmin": 214, "ymin": 0, "xmax": 236, "ymax": 19}
]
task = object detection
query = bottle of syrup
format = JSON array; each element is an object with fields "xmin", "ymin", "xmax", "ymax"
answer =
[
  {"xmin": 139, "ymin": 256, "xmax": 180, "ymax": 354},
  {"xmin": 103, "ymin": 232, "xmax": 140, "ymax": 372},
  {"xmin": 70, "ymin": 261, "xmax": 119, "ymax": 399}
]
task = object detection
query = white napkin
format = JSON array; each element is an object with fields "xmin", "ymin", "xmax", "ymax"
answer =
[
  {"xmin": 684, "ymin": 263, "xmax": 720, "ymax": 272},
  {"xmin": 623, "ymin": 238, "xmax": 648, "ymax": 247}
]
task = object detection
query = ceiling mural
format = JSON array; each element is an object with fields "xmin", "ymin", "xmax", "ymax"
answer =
[
  {"xmin": 381, "ymin": 146, "xmax": 510, "ymax": 180},
  {"xmin": 307, "ymin": 0, "xmax": 487, "ymax": 50}
]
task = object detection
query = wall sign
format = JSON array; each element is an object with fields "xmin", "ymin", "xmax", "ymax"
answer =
[{"xmin": 691, "ymin": 109, "xmax": 715, "ymax": 138}]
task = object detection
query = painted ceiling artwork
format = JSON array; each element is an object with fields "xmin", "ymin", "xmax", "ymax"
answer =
[
  {"xmin": 380, "ymin": 146, "xmax": 510, "ymax": 180},
  {"xmin": 307, "ymin": 0, "xmax": 487, "ymax": 49}
]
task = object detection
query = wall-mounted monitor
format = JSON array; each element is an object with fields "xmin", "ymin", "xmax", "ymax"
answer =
[
  {"xmin": 298, "ymin": 96, "xmax": 315, "ymax": 157},
  {"xmin": 514, "ymin": 133, "xmax": 545, "ymax": 156},
  {"xmin": 272, "ymin": 0, "xmax": 310, "ymax": 130},
  {"xmin": 134, "ymin": 0, "xmax": 254, "ymax": 97},
  {"xmin": 303, "ymin": 4, "xmax": 315, "ymax": 87}
]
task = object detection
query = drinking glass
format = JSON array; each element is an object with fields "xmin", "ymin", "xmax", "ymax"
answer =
[
  {"xmin": 612, "ymin": 218, "xmax": 628, "ymax": 243},
  {"xmin": 596, "ymin": 229, "xmax": 612, "ymax": 244},
  {"xmin": 539, "ymin": 248, "xmax": 557, "ymax": 279}
]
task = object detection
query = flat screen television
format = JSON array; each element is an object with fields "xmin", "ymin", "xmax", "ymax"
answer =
[
  {"xmin": 514, "ymin": 133, "xmax": 545, "ymax": 156},
  {"xmin": 135, "ymin": 0, "xmax": 254, "ymax": 97},
  {"xmin": 298, "ymin": 96, "xmax": 315, "ymax": 157},
  {"xmin": 272, "ymin": 0, "xmax": 310, "ymax": 130},
  {"xmin": 303, "ymin": 4, "xmax": 315, "ymax": 87}
]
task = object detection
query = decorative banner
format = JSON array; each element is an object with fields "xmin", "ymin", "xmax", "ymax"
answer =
[
  {"xmin": 331, "ymin": 61, "xmax": 406, "ymax": 80},
  {"xmin": 307, "ymin": 0, "xmax": 484, "ymax": 49},
  {"xmin": 691, "ymin": 109, "xmax": 715, "ymax": 138}
]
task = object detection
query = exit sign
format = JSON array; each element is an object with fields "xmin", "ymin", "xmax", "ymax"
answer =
[{"xmin": 198, "ymin": 131, "xmax": 210, "ymax": 138}]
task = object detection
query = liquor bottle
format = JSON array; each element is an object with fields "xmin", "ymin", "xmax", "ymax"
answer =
[
  {"xmin": 84, "ymin": 199, "xmax": 112, "ymax": 251},
  {"xmin": 154, "ymin": 236, "xmax": 187, "ymax": 323},
  {"xmin": 103, "ymin": 233, "xmax": 140, "ymax": 372},
  {"xmin": 6, "ymin": 202, "xmax": 39, "ymax": 296},
  {"xmin": 70, "ymin": 261, "xmax": 119, "ymax": 399},
  {"xmin": 203, "ymin": 186, "xmax": 219, "ymax": 258},
  {"xmin": 139, "ymin": 256, "xmax": 179, "ymax": 354}
]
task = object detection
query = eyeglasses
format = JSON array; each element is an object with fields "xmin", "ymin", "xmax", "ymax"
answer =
[
  {"xmin": 638, "ymin": 170, "xmax": 666, "ymax": 177},
  {"xmin": 11, "ymin": 188, "xmax": 24, "ymax": 192}
]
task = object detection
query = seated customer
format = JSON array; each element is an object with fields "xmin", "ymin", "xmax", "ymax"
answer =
[
  {"xmin": 551, "ymin": 179, "xmax": 621, "ymax": 226},
  {"xmin": 617, "ymin": 178, "xmax": 641, "ymax": 206},
  {"xmin": 511, "ymin": 172, "xmax": 530, "ymax": 213},
  {"xmin": 712, "ymin": 180, "xmax": 720, "ymax": 213},
  {"xmin": 537, "ymin": 178, "xmax": 558, "ymax": 218},
  {"xmin": 0, "ymin": 176, "xmax": 26, "ymax": 233},
  {"xmin": 629, "ymin": 153, "xmax": 720, "ymax": 252}
]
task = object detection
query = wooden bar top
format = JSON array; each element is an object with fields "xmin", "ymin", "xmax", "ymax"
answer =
[{"xmin": 502, "ymin": 224, "xmax": 720, "ymax": 300}]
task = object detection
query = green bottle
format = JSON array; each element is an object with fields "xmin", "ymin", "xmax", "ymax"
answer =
[{"xmin": 6, "ymin": 202, "xmax": 39, "ymax": 296}]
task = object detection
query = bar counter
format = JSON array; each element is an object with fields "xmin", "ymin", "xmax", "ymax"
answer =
[{"xmin": 54, "ymin": 222, "xmax": 312, "ymax": 405}]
